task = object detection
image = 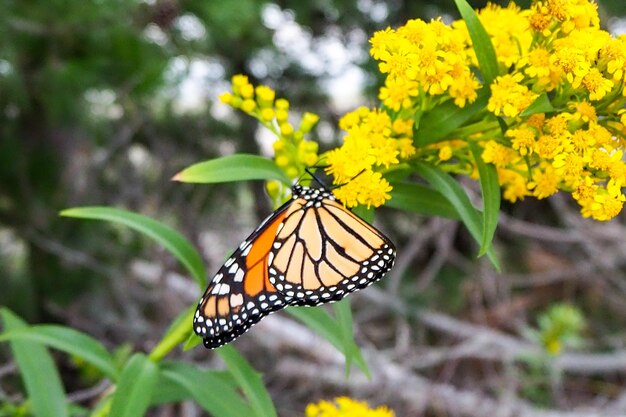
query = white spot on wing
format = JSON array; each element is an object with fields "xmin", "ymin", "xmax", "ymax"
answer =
[
  {"xmin": 234, "ymin": 269, "xmax": 244, "ymax": 282},
  {"xmin": 230, "ymin": 293, "xmax": 244, "ymax": 307}
]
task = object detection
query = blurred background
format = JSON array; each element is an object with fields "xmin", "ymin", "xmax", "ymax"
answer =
[{"xmin": 2, "ymin": 0, "xmax": 626, "ymax": 416}]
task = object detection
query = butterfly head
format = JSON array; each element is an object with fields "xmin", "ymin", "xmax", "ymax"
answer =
[
  {"xmin": 291, "ymin": 184, "xmax": 305, "ymax": 198},
  {"xmin": 291, "ymin": 184, "xmax": 335, "ymax": 202}
]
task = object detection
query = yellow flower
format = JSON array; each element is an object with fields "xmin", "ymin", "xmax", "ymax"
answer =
[
  {"xmin": 378, "ymin": 77, "xmax": 418, "ymax": 111},
  {"xmin": 369, "ymin": 27, "xmax": 397, "ymax": 60},
  {"xmin": 487, "ymin": 74, "xmax": 538, "ymax": 118},
  {"xmin": 482, "ymin": 140, "xmax": 517, "ymax": 168},
  {"xmin": 529, "ymin": 5, "xmax": 552, "ymax": 34},
  {"xmin": 448, "ymin": 68, "xmax": 479, "ymax": 107},
  {"xmin": 305, "ymin": 397, "xmax": 395, "ymax": 417},
  {"xmin": 545, "ymin": 114, "xmax": 570, "ymax": 138},
  {"xmin": 581, "ymin": 68, "xmax": 614, "ymax": 100},
  {"xmin": 255, "ymin": 85, "xmax": 275, "ymax": 106},
  {"xmin": 507, "ymin": 127, "xmax": 536, "ymax": 156},
  {"xmin": 523, "ymin": 47, "xmax": 552, "ymax": 79},
  {"xmin": 391, "ymin": 118, "xmax": 413, "ymax": 136},
  {"xmin": 552, "ymin": 151, "xmax": 585, "ymax": 188},
  {"xmin": 397, "ymin": 138, "xmax": 416, "ymax": 159},
  {"xmin": 601, "ymin": 37, "xmax": 626, "ymax": 82},
  {"xmin": 478, "ymin": 3, "xmax": 531, "ymax": 68},
  {"xmin": 579, "ymin": 186, "xmax": 625, "ymax": 221},
  {"xmin": 534, "ymin": 134, "xmax": 561, "ymax": 159},
  {"xmin": 439, "ymin": 145, "xmax": 452, "ymax": 161},
  {"xmin": 551, "ymin": 46, "xmax": 589, "ymax": 85},
  {"xmin": 500, "ymin": 169, "xmax": 529, "ymax": 202},
  {"xmin": 568, "ymin": 100, "xmax": 597, "ymax": 123},
  {"xmin": 528, "ymin": 164, "xmax": 559, "ymax": 199}
]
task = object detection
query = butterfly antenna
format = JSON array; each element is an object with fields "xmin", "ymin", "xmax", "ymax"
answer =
[
  {"xmin": 330, "ymin": 169, "xmax": 366, "ymax": 190},
  {"xmin": 304, "ymin": 167, "xmax": 328, "ymax": 189}
]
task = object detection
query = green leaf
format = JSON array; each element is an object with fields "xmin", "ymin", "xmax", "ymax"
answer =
[
  {"xmin": 469, "ymin": 141, "xmax": 500, "ymax": 257},
  {"xmin": 183, "ymin": 332, "xmax": 202, "ymax": 350},
  {"xmin": 520, "ymin": 93, "xmax": 555, "ymax": 116},
  {"xmin": 388, "ymin": 182, "xmax": 460, "ymax": 220},
  {"xmin": 332, "ymin": 299, "xmax": 369, "ymax": 377},
  {"xmin": 217, "ymin": 345, "xmax": 277, "ymax": 417},
  {"xmin": 149, "ymin": 305, "xmax": 196, "ymax": 361},
  {"xmin": 414, "ymin": 88, "xmax": 490, "ymax": 146},
  {"xmin": 0, "ymin": 309, "xmax": 69, "ymax": 417},
  {"xmin": 286, "ymin": 307, "xmax": 369, "ymax": 375},
  {"xmin": 352, "ymin": 205, "xmax": 374, "ymax": 223},
  {"xmin": 414, "ymin": 162, "xmax": 500, "ymax": 269},
  {"xmin": 158, "ymin": 362, "xmax": 251, "ymax": 417},
  {"xmin": 0, "ymin": 325, "xmax": 118, "ymax": 380},
  {"xmin": 60, "ymin": 207, "xmax": 206, "ymax": 287},
  {"xmin": 454, "ymin": 0, "xmax": 499, "ymax": 85},
  {"xmin": 109, "ymin": 353, "xmax": 158, "ymax": 417},
  {"xmin": 173, "ymin": 154, "xmax": 290, "ymax": 185}
]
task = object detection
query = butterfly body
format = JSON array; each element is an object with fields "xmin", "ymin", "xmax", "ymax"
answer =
[{"xmin": 194, "ymin": 185, "xmax": 395, "ymax": 349}]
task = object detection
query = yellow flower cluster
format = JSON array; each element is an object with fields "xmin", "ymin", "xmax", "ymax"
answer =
[
  {"xmin": 325, "ymin": 107, "xmax": 414, "ymax": 208},
  {"xmin": 221, "ymin": 0, "xmax": 626, "ymax": 220},
  {"xmin": 371, "ymin": 18, "xmax": 480, "ymax": 108},
  {"xmin": 394, "ymin": 0, "xmax": 626, "ymax": 221},
  {"xmin": 220, "ymin": 74, "xmax": 319, "ymax": 181},
  {"xmin": 305, "ymin": 397, "xmax": 395, "ymax": 417},
  {"xmin": 470, "ymin": 0, "xmax": 626, "ymax": 221}
]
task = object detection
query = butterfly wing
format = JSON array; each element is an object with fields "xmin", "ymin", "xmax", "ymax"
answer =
[
  {"xmin": 193, "ymin": 204, "xmax": 293, "ymax": 349},
  {"xmin": 268, "ymin": 187, "xmax": 396, "ymax": 306}
]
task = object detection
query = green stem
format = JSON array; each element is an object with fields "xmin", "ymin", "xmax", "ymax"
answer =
[{"xmin": 451, "ymin": 118, "xmax": 500, "ymax": 139}]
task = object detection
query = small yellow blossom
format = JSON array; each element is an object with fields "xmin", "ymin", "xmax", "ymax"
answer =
[
  {"xmin": 306, "ymin": 397, "xmax": 395, "ymax": 417},
  {"xmin": 528, "ymin": 164, "xmax": 559, "ymax": 199},
  {"xmin": 488, "ymin": 74, "xmax": 538, "ymax": 117},
  {"xmin": 439, "ymin": 145, "xmax": 453, "ymax": 161},
  {"xmin": 482, "ymin": 141, "xmax": 517, "ymax": 168},
  {"xmin": 579, "ymin": 187, "xmax": 625, "ymax": 221},
  {"xmin": 500, "ymin": 169, "xmax": 530, "ymax": 202},
  {"xmin": 507, "ymin": 128, "xmax": 536, "ymax": 156},
  {"xmin": 581, "ymin": 68, "xmax": 614, "ymax": 100},
  {"xmin": 379, "ymin": 77, "xmax": 418, "ymax": 111},
  {"xmin": 568, "ymin": 100, "xmax": 597, "ymax": 123},
  {"xmin": 534, "ymin": 134, "xmax": 561, "ymax": 160}
]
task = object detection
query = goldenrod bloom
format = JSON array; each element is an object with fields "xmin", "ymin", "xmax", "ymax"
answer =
[
  {"xmin": 305, "ymin": 397, "xmax": 395, "ymax": 417},
  {"xmin": 221, "ymin": 0, "xmax": 626, "ymax": 221}
]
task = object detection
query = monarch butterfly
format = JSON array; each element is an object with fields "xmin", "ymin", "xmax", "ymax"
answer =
[{"xmin": 193, "ymin": 184, "xmax": 395, "ymax": 348}]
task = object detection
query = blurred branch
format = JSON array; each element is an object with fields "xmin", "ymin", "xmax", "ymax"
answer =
[{"xmin": 254, "ymin": 315, "xmax": 625, "ymax": 417}]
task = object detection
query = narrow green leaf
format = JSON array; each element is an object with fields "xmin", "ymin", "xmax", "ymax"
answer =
[
  {"xmin": 158, "ymin": 362, "xmax": 252, "ymax": 417},
  {"xmin": 89, "ymin": 397, "xmax": 112, "ymax": 417},
  {"xmin": 388, "ymin": 182, "xmax": 460, "ymax": 220},
  {"xmin": 469, "ymin": 141, "xmax": 501, "ymax": 257},
  {"xmin": 454, "ymin": 0, "xmax": 499, "ymax": 85},
  {"xmin": 173, "ymin": 154, "xmax": 290, "ymax": 185},
  {"xmin": 519, "ymin": 92, "xmax": 555, "ymax": 116},
  {"xmin": 149, "ymin": 305, "xmax": 197, "ymax": 361},
  {"xmin": 0, "ymin": 325, "xmax": 118, "ymax": 380},
  {"xmin": 183, "ymin": 332, "xmax": 202, "ymax": 350},
  {"xmin": 109, "ymin": 353, "xmax": 158, "ymax": 417},
  {"xmin": 414, "ymin": 88, "xmax": 489, "ymax": 146},
  {"xmin": 60, "ymin": 207, "xmax": 205, "ymax": 287},
  {"xmin": 1, "ymin": 309, "xmax": 68, "ymax": 417},
  {"xmin": 287, "ymin": 307, "xmax": 369, "ymax": 375},
  {"xmin": 217, "ymin": 345, "xmax": 277, "ymax": 417},
  {"xmin": 332, "ymin": 300, "xmax": 369, "ymax": 378},
  {"xmin": 414, "ymin": 163, "xmax": 500, "ymax": 269}
]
